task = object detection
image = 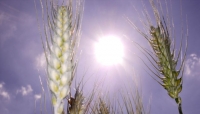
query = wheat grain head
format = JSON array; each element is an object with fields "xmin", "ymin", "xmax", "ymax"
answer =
[
  {"xmin": 68, "ymin": 87, "xmax": 86, "ymax": 114},
  {"xmin": 127, "ymin": 0, "xmax": 187, "ymax": 113},
  {"xmin": 91, "ymin": 98, "xmax": 110, "ymax": 114},
  {"xmin": 36, "ymin": 0, "xmax": 84, "ymax": 113}
]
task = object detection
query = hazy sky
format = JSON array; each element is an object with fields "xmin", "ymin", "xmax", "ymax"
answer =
[{"xmin": 0, "ymin": 0, "xmax": 200, "ymax": 114}]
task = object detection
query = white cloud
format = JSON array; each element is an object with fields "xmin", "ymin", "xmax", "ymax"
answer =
[
  {"xmin": 0, "ymin": 82, "xmax": 10, "ymax": 100},
  {"xmin": 35, "ymin": 53, "xmax": 46, "ymax": 69},
  {"xmin": 34, "ymin": 94, "xmax": 41, "ymax": 101},
  {"xmin": 185, "ymin": 54, "xmax": 200, "ymax": 76},
  {"xmin": 16, "ymin": 85, "xmax": 33, "ymax": 96}
]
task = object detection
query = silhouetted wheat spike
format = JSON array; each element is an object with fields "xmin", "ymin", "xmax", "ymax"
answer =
[
  {"xmin": 127, "ymin": 0, "xmax": 187, "ymax": 113},
  {"xmin": 91, "ymin": 98, "xmax": 110, "ymax": 114},
  {"xmin": 68, "ymin": 88, "xmax": 86, "ymax": 114},
  {"xmin": 98, "ymin": 98, "xmax": 110, "ymax": 114},
  {"xmin": 89, "ymin": 93, "xmax": 111, "ymax": 114}
]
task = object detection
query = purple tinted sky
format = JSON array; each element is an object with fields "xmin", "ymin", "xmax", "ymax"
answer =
[{"xmin": 0, "ymin": 0, "xmax": 200, "ymax": 114}]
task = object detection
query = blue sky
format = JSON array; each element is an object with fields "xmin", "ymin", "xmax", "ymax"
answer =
[{"xmin": 0, "ymin": 0, "xmax": 200, "ymax": 114}]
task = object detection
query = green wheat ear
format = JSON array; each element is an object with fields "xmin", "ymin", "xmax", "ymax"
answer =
[
  {"xmin": 150, "ymin": 25, "xmax": 183, "ymax": 105},
  {"xmin": 127, "ymin": 0, "xmax": 188, "ymax": 113},
  {"xmin": 150, "ymin": 25, "xmax": 182, "ymax": 97}
]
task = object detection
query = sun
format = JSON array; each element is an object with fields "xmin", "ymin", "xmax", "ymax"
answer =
[{"xmin": 95, "ymin": 35, "xmax": 124, "ymax": 65}]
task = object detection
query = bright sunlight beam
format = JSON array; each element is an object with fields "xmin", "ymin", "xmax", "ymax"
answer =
[{"xmin": 95, "ymin": 35, "xmax": 124, "ymax": 65}]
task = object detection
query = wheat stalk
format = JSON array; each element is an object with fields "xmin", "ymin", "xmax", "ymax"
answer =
[
  {"xmin": 121, "ymin": 91, "xmax": 146, "ymax": 114},
  {"xmin": 120, "ymin": 81, "xmax": 150, "ymax": 114},
  {"xmin": 127, "ymin": 0, "xmax": 187, "ymax": 113}
]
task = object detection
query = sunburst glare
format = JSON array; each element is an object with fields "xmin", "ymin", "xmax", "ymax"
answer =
[{"xmin": 95, "ymin": 35, "xmax": 124, "ymax": 65}]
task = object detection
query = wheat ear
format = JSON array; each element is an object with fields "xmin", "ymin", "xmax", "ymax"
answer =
[
  {"xmin": 89, "ymin": 90, "xmax": 110, "ymax": 114},
  {"xmin": 40, "ymin": 1, "xmax": 83, "ymax": 114},
  {"xmin": 98, "ymin": 98, "xmax": 110, "ymax": 114},
  {"xmin": 149, "ymin": 25, "xmax": 184, "ymax": 113},
  {"xmin": 68, "ymin": 87, "xmax": 86, "ymax": 114},
  {"xmin": 127, "ymin": 0, "xmax": 187, "ymax": 113},
  {"xmin": 149, "ymin": 1, "xmax": 187, "ymax": 113},
  {"xmin": 91, "ymin": 98, "xmax": 110, "ymax": 114}
]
